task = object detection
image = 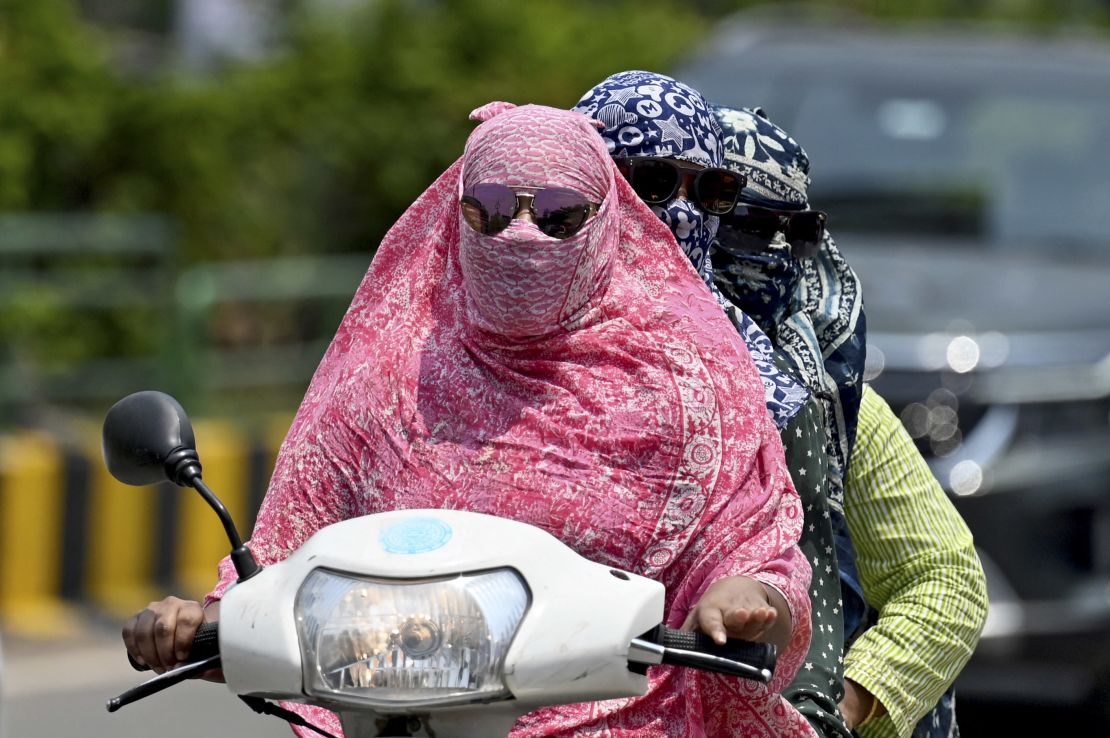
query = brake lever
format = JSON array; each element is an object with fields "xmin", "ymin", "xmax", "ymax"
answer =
[{"xmin": 106, "ymin": 654, "xmax": 222, "ymax": 712}]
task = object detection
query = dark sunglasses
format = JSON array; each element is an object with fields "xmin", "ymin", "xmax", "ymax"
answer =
[
  {"xmin": 614, "ymin": 156, "xmax": 745, "ymax": 215},
  {"xmin": 722, "ymin": 204, "xmax": 828, "ymax": 258},
  {"xmin": 460, "ymin": 183, "xmax": 599, "ymax": 239}
]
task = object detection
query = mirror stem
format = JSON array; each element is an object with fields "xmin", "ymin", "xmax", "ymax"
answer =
[{"xmin": 192, "ymin": 477, "xmax": 261, "ymax": 581}]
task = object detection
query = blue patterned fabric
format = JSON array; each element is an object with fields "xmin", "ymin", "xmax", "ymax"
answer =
[
  {"xmin": 711, "ymin": 105, "xmax": 866, "ymax": 512},
  {"xmin": 715, "ymin": 228, "xmax": 802, "ymax": 329},
  {"xmin": 574, "ymin": 72, "xmax": 807, "ymax": 428},
  {"xmin": 573, "ymin": 70, "xmax": 722, "ymax": 167},
  {"xmin": 712, "ymin": 106, "xmax": 959, "ymax": 738},
  {"xmin": 715, "ymin": 104, "xmax": 810, "ymax": 208},
  {"xmin": 911, "ymin": 687, "xmax": 959, "ymax": 738},
  {"xmin": 651, "ymin": 198, "xmax": 719, "ymax": 282},
  {"xmin": 726, "ymin": 303, "xmax": 813, "ymax": 428}
]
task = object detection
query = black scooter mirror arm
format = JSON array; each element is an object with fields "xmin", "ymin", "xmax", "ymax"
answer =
[
  {"xmin": 190, "ymin": 477, "xmax": 260, "ymax": 581},
  {"xmin": 192, "ymin": 477, "xmax": 243, "ymax": 550}
]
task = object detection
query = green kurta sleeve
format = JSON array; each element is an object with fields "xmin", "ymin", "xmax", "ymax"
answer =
[{"xmin": 843, "ymin": 386, "xmax": 988, "ymax": 738}]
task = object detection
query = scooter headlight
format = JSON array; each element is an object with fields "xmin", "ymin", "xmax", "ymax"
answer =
[{"xmin": 295, "ymin": 568, "xmax": 530, "ymax": 708}]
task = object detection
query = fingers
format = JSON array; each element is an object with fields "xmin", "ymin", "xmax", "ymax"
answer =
[
  {"xmin": 721, "ymin": 605, "xmax": 777, "ymax": 641},
  {"xmin": 134, "ymin": 608, "xmax": 162, "ymax": 672},
  {"xmin": 684, "ymin": 577, "xmax": 782, "ymax": 644},
  {"xmin": 174, "ymin": 601, "xmax": 205, "ymax": 661},
  {"xmin": 697, "ymin": 606, "xmax": 728, "ymax": 645},
  {"xmin": 121, "ymin": 597, "xmax": 204, "ymax": 674}
]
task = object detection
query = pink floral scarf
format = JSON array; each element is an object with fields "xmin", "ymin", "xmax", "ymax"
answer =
[{"xmin": 208, "ymin": 103, "xmax": 814, "ymax": 738}]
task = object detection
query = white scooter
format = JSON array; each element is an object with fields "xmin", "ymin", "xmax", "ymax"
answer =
[{"xmin": 104, "ymin": 391, "xmax": 776, "ymax": 738}]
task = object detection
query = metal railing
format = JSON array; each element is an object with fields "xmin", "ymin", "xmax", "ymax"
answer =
[{"xmin": 0, "ymin": 213, "xmax": 371, "ymax": 424}]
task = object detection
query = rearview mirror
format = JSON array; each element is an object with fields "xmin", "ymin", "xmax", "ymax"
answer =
[{"xmin": 102, "ymin": 391, "xmax": 198, "ymax": 486}]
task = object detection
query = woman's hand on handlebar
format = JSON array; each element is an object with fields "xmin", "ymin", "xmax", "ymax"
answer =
[
  {"xmin": 122, "ymin": 596, "xmax": 219, "ymax": 676},
  {"xmin": 682, "ymin": 575, "xmax": 786, "ymax": 648}
]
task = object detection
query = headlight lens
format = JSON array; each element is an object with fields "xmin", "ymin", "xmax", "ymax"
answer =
[{"xmin": 295, "ymin": 568, "xmax": 529, "ymax": 708}]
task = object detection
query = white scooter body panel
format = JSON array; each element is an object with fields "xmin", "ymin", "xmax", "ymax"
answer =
[{"xmin": 219, "ymin": 509, "xmax": 664, "ymax": 713}]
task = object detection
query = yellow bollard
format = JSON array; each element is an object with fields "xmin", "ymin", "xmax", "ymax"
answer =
[
  {"xmin": 175, "ymin": 420, "xmax": 251, "ymax": 600},
  {"xmin": 263, "ymin": 411, "xmax": 296, "ymax": 481},
  {"xmin": 0, "ymin": 432, "xmax": 80, "ymax": 636},
  {"xmin": 85, "ymin": 434, "xmax": 161, "ymax": 617}
]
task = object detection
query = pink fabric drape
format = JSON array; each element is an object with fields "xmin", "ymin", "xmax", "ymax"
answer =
[{"xmin": 207, "ymin": 104, "xmax": 813, "ymax": 738}]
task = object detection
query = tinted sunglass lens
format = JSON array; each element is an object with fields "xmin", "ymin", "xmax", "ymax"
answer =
[
  {"xmin": 694, "ymin": 169, "xmax": 742, "ymax": 215},
  {"xmin": 730, "ymin": 207, "xmax": 783, "ymax": 239},
  {"xmin": 787, "ymin": 211, "xmax": 826, "ymax": 257},
  {"xmin": 463, "ymin": 183, "xmax": 518, "ymax": 234},
  {"xmin": 533, "ymin": 187, "xmax": 591, "ymax": 239},
  {"xmin": 628, "ymin": 160, "xmax": 679, "ymax": 204}
]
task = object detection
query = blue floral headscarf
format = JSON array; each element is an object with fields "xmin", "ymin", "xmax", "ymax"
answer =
[
  {"xmin": 573, "ymin": 70, "xmax": 723, "ymax": 283},
  {"xmin": 574, "ymin": 72, "xmax": 809, "ymax": 428},
  {"xmin": 712, "ymin": 105, "xmax": 867, "ymax": 511}
]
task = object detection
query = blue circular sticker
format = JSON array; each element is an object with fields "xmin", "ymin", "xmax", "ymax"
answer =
[{"xmin": 380, "ymin": 517, "xmax": 453, "ymax": 555}]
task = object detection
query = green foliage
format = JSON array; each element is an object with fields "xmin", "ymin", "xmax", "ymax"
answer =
[
  {"xmin": 2, "ymin": 0, "xmax": 1107, "ymax": 420},
  {"xmin": 5, "ymin": 0, "xmax": 1103, "ymax": 264},
  {"xmin": 0, "ymin": 0, "xmax": 702, "ymax": 416},
  {"xmin": 2, "ymin": 0, "xmax": 703, "ymax": 262},
  {"xmin": 0, "ymin": 0, "xmax": 119, "ymax": 210}
]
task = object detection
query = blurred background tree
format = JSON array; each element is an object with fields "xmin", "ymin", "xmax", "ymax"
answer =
[
  {"xmin": 2, "ymin": 0, "xmax": 706, "ymax": 419},
  {"xmin": 1, "ymin": 0, "xmax": 1107, "ymax": 422},
  {"xmin": 2, "ymin": 0, "xmax": 703, "ymax": 263},
  {"xmin": 4, "ymin": 0, "xmax": 1108, "ymax": 260}
]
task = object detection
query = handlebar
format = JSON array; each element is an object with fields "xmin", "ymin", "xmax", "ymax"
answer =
[
  {"xmin": 629, "ymin": 625, "xmax": 776, "ymax": 683},
  {"xmin": 127, "ymin": 621, "xmax": 220, "ymax": 672},
  {"xmin": 112, "ymin": 622, "xmax": 222, "ymax": 713}
]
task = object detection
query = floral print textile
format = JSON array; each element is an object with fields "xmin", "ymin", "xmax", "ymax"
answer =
[{"xmin": 207, "ymin": 103, "xmax": 814, "ymax": 738}]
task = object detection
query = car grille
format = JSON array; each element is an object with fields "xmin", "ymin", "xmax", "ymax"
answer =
[{"xmin": 871, "ymin": 369, "xmax": 1110, "ymax": 601}]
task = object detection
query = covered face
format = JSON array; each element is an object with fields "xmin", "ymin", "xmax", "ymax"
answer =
[
  {"xmin": 573, "ymin": 70, "xmax": 724, "ymax": 281},
  {"xmin": 574, "ymin": 75, "xmax": 811, "ymax": 431},
  {"xmin": 458, "ymin": 103, "xmax": 617, "ymax": 339},
  {"xmin": 712, "ymin": 104, "xmax": 867, "ymax": 511},
  {"xmin": 711, "ymin": 105, "xmax": 812, "ymax": 329}
]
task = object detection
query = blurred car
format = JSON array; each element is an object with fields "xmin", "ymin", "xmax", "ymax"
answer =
[{"xmin": 676, "ymin": 12, "xmax": 1110, "ymax": 724}]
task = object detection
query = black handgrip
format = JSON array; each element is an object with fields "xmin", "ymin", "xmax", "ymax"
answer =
[
  {"xmin": 657, "ymin": 626, "xmax": 777, "ymax": 673},
  {"xmin": 635, "ymin": 625, "xmax": 777, "ymax": 682},
  {"xmin": 127, "ymin": 621, "xmax": 220, "ymax": 672},
  {"xmin": 190, "ymin": 621, "xmax": 220, "ymax": 660}
]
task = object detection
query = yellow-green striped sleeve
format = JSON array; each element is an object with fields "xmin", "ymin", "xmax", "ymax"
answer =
[{"xmin": 843, "ymin": 385, "xmax": 988, "ymax": 738}]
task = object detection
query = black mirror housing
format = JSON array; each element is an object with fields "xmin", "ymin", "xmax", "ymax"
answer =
[{"xmin": 102, "ymin": 391, "xmax": 198, "ymax": 486}]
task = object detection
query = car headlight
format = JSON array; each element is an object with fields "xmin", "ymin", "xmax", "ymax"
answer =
[{"xmin": 295, "ymin": 568, "xmax": 530, "ymax": 708}]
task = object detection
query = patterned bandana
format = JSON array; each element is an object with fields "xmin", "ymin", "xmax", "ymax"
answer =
[
  {"xmin": 650, "ymin": 199, "xmax": 718, "ymax": 279},
  {"xmin": 714, "ymin": 229, "xmax": 802, "ymax": 328},
  {"xmin": 714, "ymin": 104, "xmax": 809, "ymax": 208},
  {"xmin": 573, "ymin": 70, "xmax": 723, "ymax": 281},
  {"xmin": 711, "ymin": 105, "xmax": 866, "ymax": 510},
  {"xmin": 575, "ymin": 72, "xmax": 808, "ymax": 428},
  {"xmin": 208, "ymin": 102, "xmax": 815, "ymax": 738},
  {"xmin": 573, "ymin": 70, "xmax": 721, "ymax": 166}
]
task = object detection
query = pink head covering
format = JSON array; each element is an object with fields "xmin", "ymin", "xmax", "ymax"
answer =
[
  {"xmin": 457, "ymin": 103, "xmax": 617, "ymax": 338},
  {"xmin": 209, "ymin": 103, "xmax": 813, "ymax": 738}
]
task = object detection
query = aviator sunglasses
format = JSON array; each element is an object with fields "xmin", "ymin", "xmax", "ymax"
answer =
[
  {"xmin": 721, "ymin": 203, "xmax": 828, "ymax": 258},
  {"xmin": 460, "ymin": 183, "xmax": 600, "ymax": 239},
  {"xmin": 614, "ymin": 156, "xmax": 745, "ymax": 215}
]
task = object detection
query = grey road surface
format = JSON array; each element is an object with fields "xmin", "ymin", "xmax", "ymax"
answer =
[{"xmin": 2, "ymin": 627, "xmax": 287, "ymax": 738}]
